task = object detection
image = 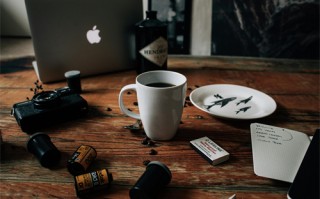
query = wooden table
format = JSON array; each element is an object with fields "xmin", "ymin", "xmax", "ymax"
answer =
[{"xmin": 0, "ymin": 55, "xmax": 319, "ymax": 198}]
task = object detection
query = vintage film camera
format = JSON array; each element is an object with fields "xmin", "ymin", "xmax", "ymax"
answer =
[{"xmin": 12, "ymin": 87, "xmax": 88, "ymax": 133}]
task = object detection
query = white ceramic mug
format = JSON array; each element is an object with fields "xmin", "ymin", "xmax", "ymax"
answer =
[{"xmin": 119, "ymin": 70, "xmax": 187, "ymax": 140}]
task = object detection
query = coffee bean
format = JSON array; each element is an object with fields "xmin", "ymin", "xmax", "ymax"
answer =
[
  {"xmin": 141, "ymin": 137, "xmax": 149, "ymax": 145},
  {"xmin": 147, "ymin": 140, "xmax": 155, "ymax": 147},
  {"xmin": 149, "ymin": 149, "xmax": 157, "ymax": 155},
  {"xmin": 143, "ymin": 160, "xmax": 151, "ymax": 166}
]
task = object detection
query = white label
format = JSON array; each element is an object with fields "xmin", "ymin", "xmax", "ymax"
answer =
[
  {"xmin": 190, "ymin": 136, "xmax": 229, "ymax": 165},
  {"xmin": 139, "ymin": 37, "xmax": 168, "ymax": 67}
]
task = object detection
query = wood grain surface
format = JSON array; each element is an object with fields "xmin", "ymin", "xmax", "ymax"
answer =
[{"xmin": 0, "ymin": 55, "xmax": 319, "ymax": 198}]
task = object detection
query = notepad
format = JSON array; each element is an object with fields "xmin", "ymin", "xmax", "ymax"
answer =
[{"xmin": 250, "ymin": 123, "xmax": 311, "ymax": 183}]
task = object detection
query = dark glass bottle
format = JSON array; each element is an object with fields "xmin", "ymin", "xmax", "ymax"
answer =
[{"xmin": 135, "ymin": 11, "xmax": 168, "ymax": 74}]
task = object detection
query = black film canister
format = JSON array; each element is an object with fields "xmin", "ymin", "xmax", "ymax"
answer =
[
  {"xmin": 64, "ymin": 70, "xmax": 82, "ymax": 93},
  {"xmin": 130, "ymin": 161, "xmax": 172, "ymax": 199},
  {"xmin": 27, "ymin": 133, "xmax": 61, "ymax": 168}
]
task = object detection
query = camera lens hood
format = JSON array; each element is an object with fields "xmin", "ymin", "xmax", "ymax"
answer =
[{"xmin": 32, "ymin": 91, "xmax": 61, "ymax": 109}]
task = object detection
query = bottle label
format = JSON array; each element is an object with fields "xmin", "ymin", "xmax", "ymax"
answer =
[{"xmin": 139, "ymin": 37, "xmax": 168, "ymax": 67}]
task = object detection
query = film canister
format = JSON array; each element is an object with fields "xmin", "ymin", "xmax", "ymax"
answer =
[
  {"xmin": 67, "ymin": 145, "xmax": 97, "ymax": 176},
  {"xmin": 64, "ymin": 70, "xmax": 82, "ymax": 93},
  {"xmin": 27, "ymin": 132, "xmax": 61, "ymax": 168},
  {"xmin": 130, "ymin": 161, "xmax": 172, "ymax": 199},
  {"xmin": 74, "ymin": 168, "xmax": 113, "ymax": 197}
]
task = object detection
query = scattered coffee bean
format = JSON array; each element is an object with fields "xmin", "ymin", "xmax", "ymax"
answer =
[
  {"xmin": 127, "ymin": 91, "xmax": 132, "ymax": 95},
  {"xmin": 195, "ymin": 85, "xmax": 200, "ymax": 88},
  {"xmin": 180, "ymin": 121, "xmax": 184, "ymax": 124},
  {"xmin": 133, "ymin": 102, "xmax": 138, "ymax": 106},
  {"xmin": 33, "ymin": 80, "xmax": 43, "ymax": 93},
  {"xmin": 141, "ymin": 137, "xmax": 150, "ymax": 145},
  {"xmin": 106, "ymin": 107, "xmax": 112, "ymax": 111},
  {"xmin": 187, "ymin": 87, "xmax": 192, "ymax": 91},
  {"xmin": 149, "ymin": 149, "xmax": 157, "ymax": 155},
  {"xmin": 141, "ymin": 137, "xmax": 156, "ymax": 147},
  {"xmin": 143, "ymin": 160, "xmax": 151, "ymax": 166},
  {"xmin": 26, "ymin": 80, "xmax": 45, "ymax": 101},
  {"xmin": 147, "ymin": 140, "xmax": 155, "ymax": 147},
  {"xmin": 185, "ymin": 96, "xmax": 190, "ymax": 101},
  {"xmin": 128, "ymin": 108, "xmax": 132, "ymax": 112}
]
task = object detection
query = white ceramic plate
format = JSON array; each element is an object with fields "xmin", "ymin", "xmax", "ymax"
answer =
[{"xmin": 190, "ymin": 84, "xmax": 277, "ymax": 119}]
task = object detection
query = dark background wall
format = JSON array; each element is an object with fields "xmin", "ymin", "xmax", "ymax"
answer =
[{"xmin": 211, "ymin": 0, "xmax": 319, "ymax": 60}]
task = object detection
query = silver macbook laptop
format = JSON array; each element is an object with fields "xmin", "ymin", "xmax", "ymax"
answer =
[
  {"xmin": 1, "ymin": 0, "xmax": 31, "ymax": 37},
  {"xmin": 25, "ymin": 0, "xmax": 142, "ymax": 83}
]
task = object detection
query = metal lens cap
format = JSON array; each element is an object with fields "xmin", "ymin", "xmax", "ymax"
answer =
[{"xmin": 32, "ymin": 91, "xmax": 60, "ymax": 108}]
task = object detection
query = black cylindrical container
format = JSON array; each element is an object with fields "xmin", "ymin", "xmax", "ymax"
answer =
[
  {"xmin": 74, "ymin": 168, "xmax": 113, "ymax": 197},
  {"xmin": 27, "ymin": 133, "xmax": 61, "ymax": 168},
  {"xmin": 64, "ymin": 70, "xmax": 82, "ymax": 94},
  {"xmin": 130, "ymin": 161, "xmax": 172, "ymax": 199},
  {"xmin": 135, "ymin": 11, "xmax": 168, "ymax": 74},
  {"xmin": 67, "ymin": 145, "xmax": 97, "ymax": 176}
]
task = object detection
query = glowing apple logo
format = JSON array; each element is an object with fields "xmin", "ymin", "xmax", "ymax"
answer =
[{"xmin": 86, "ymin": 25, "xmax": 101, "ymax": 44}]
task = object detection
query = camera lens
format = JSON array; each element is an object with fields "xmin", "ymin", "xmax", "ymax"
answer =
[{"xmin": 32, "ymin": 91, "xmax": 60, "ymax": 108}]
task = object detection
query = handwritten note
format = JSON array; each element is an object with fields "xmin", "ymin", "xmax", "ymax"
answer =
[
  {"xmin": 254, "ymin": 123, "xmax": 294, "ymax": 145},
  {"xmin": 250, "ymin": 123, "xmax": 310, "ymax": 182}
]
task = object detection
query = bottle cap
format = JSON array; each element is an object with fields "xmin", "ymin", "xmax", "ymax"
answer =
[{"xmin": 27, "ymin": 133, "xmax": 61, "ymax": 168}]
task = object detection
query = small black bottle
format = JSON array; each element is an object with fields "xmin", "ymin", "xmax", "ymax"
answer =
[{"xmin": 135, "ymin": 10, "xmax": 168, "ymax": 74}]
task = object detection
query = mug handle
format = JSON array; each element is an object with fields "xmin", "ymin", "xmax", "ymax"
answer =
[{"xmin": 119, "ymin": 84, "xmax": 141, "ymax": 120}]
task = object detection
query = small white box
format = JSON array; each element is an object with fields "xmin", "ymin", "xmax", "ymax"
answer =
[{"xmin": 190, "ymin": 136, "xmax": 230, "ymax": 165}]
